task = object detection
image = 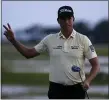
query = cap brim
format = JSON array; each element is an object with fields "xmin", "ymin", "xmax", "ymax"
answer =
[{"xmin": 58, "ymin": 12, "xmax": 73, "ymax": 19}]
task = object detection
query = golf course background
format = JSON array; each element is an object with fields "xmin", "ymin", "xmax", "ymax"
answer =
[{"xmin": 2, "ymin": 43, "xmax": 108, "ymax": 99}]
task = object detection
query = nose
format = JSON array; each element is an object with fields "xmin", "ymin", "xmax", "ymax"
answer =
[{"xmin": 64, "ymin": 19, "xmax": 69, "ymax": 24}]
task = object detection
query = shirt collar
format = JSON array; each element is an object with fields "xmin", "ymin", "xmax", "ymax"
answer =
[{"xmin": 58, "ymin": 29, "xmax": 76, "ymax": 39}]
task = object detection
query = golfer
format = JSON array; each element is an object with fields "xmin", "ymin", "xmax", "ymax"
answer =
[{"xmin": 3, "ymin": 6, "xmax": 100, "ymax": 99}]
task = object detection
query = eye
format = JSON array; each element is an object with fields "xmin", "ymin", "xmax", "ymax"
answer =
[{"xmin": 68, "ymin": 17, "xmax": 71, "ymax": 19}]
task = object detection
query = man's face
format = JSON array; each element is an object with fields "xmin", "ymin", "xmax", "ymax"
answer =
[{"xmin": 58, "ymin": 16, "xmax": 74, "ymax": 31}]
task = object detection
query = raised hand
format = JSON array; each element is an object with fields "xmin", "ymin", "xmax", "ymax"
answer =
[{"xmin": 3, "ymin": 23, "xmax": 15, "ymax": 42}]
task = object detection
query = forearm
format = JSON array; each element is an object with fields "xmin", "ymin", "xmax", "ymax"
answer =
[
  {"xmin": 10, "ymin": 39, "xmax": 31, "ymax": 58},
  {"xmin": 86, "ymin": 65, "xmax": 100, "ymax": 83}
]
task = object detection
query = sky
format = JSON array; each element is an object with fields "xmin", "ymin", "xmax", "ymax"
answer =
[{"xmin": 2, "ymin": 1, "xmax": 108, "ymax": 31}]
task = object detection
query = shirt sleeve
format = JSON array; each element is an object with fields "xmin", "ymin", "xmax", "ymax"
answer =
[
  {"xmin": 34, "ymin": 36, "xmax": 48, "ymax": 53},
  {"xmin": 83, "ymin": 36, "xmax": 97, "ymax": 60}
]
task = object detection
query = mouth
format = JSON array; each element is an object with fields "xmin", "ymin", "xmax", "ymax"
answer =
[{"xmin": 66, "ymin": 25, "xmax": 72, "ymax": 27}]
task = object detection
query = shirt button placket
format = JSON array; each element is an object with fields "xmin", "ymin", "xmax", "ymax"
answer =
[{"xmin": 63, "ymin": 39, "xmax": 69, "ymax": 52}]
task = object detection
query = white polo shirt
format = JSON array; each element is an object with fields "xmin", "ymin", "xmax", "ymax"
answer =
[{"xmin": 34, "ymin": 29, "xmax": 97, "ymax": 85}]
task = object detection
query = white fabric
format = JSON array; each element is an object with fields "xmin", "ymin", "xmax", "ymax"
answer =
[{"xmin": 34, "ymin": 29, "xmax": 97, "ymax": 85}]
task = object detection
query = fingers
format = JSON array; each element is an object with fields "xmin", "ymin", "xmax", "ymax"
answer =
[
  {"xmin": 3, "ymin": 23, "xmax": 12, "ymax": 31},
  {"xmin": 83, "ymin": 87, "xmax": 89, "ymax": 91},
  {"xmin": 4, "ymin": 31, "xmax": 8, "ymax": 39},
  {"xmin": 81, "ymin": 81, "xmax": 89, "ymax": 91},
  {"xmin": 7, "ymin": 23, "xmax": 11, "ymax": 29},
  {"xmin": 83, "ymin": 84, "xmax": 89, "ymax": 90},
  {"xmin": 3, "ymin": 25, "xmax": 9, "ymax": 31}
]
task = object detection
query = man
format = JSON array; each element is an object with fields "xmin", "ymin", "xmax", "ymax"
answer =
[{"xmin": 3, "ymin": 6, "xmax": 100, "ymax": 99}]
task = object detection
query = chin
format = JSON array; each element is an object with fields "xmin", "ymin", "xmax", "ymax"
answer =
[{"xmin": 67, "ymin": 27, "xmax": 73, "ymax": 31}]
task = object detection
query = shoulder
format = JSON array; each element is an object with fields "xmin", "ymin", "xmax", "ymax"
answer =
[
  {"xmin": 75, "ymin": 31, "xmax": 90, "ymax": 43},
  {"xmin": 75, "ymin": 31, "xmax": 87, "ymax": 39},
  {"xmin": 42, "ymin": 34, "xmax": 54, "ymax": 41},
  {"xmin": 44, "ymin": 33, "xmax": 57, "ymax": 39},
  {"xmin": 41, "ymin": 33, "xmax": 58, "ymax": 43},
  {"xmin": 44, "ymin": 32, "xmax": 59, "ymax": 40}
]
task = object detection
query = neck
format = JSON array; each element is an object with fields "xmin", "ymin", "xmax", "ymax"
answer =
[{"xmin": 61, "ymin": 28, "xmax": 73, "ymax": 39}]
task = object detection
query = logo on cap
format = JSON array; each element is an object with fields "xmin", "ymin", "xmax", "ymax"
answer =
[{"xmin": 59, "ymin": 8, "xmax": 72, "ymax": 14}]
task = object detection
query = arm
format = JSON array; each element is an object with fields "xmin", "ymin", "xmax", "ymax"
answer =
[
  {"xmin": 3, "ymin": 23, "xmax": 40, "ymax": 59},
  {"xmin": 83, "ymin": 36, "xmax": 100, "ymax": 89},
  {"xmin": 85, "ymin": 57, "xmax": 100, "ymax": 84},
  {"xmin": 10, "ymin": 39, "xmax": 40, "ymax": 59}
]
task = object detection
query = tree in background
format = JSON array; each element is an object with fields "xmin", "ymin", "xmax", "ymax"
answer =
[{"xmin": 92, "ymin": 20, "xmax": 109, "ymax": 44}]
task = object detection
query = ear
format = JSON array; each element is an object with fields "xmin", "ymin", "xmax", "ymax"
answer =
[{"xmin": 73, "ymin": 16, "xmax": 75, "ymax": 21}]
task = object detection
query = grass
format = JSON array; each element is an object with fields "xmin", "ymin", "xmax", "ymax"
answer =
[
  {"xmin": 2, "ymin": 72, "xmax": 108, "ymax": 85},
  {"xmin": 2, "ymin": 72, "xmax": 49, "ymax": 86},
  {"xmin": 96, "ymin": 48, "xmax": 108, "ymax": 56}
]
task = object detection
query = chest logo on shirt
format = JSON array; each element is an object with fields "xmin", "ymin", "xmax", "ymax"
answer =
[
  {"xmin": 71, "ymin": 46, "xmax": 79, "ymax": 49},
  {"xmin": 53, "ymin": 46, "xmax": 62, "ymax": 49}
]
